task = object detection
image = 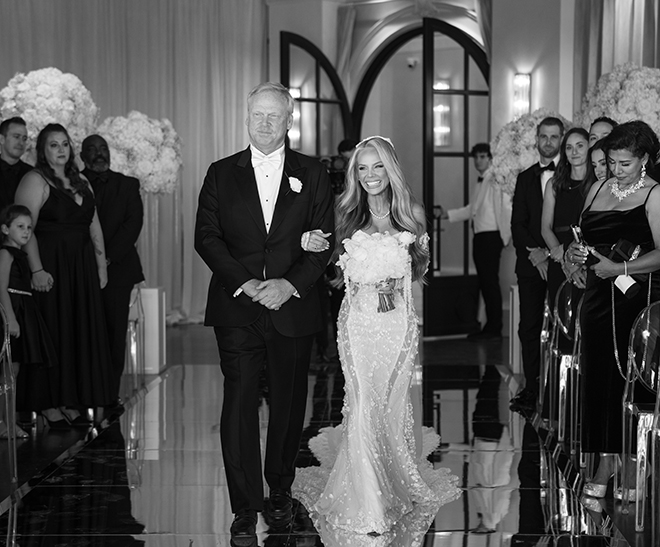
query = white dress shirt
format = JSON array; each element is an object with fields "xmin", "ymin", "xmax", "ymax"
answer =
[
  {"xmin": 251, "ymin": 144, "xmax": 285, "ymax": 233},
  {"xmin": 540, "ymin": 154, "xmax": 560, "ymax": 196}
]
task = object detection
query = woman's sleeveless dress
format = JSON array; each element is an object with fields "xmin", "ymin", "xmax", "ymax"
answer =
[
  {"xmin": 547, "ymin": 178, "xmax": 584, "ymax": 307},
  {"xmin": 580, "ymin": 183, "xmax": 660, "ymax": 453},
  {"xmin": 3, "ymin": 245, "xmax": 57, "ymax": 367},
  {"xmin": 16, "ymin": 184, "xmax": 114, "ymax": 411},
  {"xmin": 293, "ymin": 230, "xmax": 460, "ymax": 546}
]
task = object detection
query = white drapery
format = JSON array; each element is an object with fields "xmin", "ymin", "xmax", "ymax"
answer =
[
  {"xmin": 574, "ymin": 0, "xmax": 660, "ymax": 113},
  {"xmin": 0, "ymin": 0, "xmax": 267, "ymax": 323}
]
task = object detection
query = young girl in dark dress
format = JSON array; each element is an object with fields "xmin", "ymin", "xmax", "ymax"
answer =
[{"xmin": 0, "ymin": 204, "xmax": 57, "ymax": 438}]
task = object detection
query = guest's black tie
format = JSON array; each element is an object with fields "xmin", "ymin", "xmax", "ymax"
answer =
[
  {"xmin": 477, "ymin": 176, "xmax": 484, "ymax": 183},
  {"xmin": 540, "ymin": 162, "xmax": 555, "ymax": 172}
]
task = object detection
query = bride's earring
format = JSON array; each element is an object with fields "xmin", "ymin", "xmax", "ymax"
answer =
[{"xmin": 641, "ymin": 163, "xmax": 647, "ymax": 182}]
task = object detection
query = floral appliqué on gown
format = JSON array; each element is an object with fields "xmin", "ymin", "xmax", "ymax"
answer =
[{"xmin": 293, "ymin": 230, "xmax": 461, "ymax": 546}]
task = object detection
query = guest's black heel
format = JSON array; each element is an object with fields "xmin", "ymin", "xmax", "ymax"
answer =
[{"xmin": 61, "ymin": 409, "xmax": 92, "ymax": 428}]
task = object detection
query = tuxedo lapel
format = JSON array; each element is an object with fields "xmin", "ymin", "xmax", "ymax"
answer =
[
  {"xmin": 234, "ymin": 147, "xmax": 267, "ymax": 236},
  {"xmin": 269, "ymin": 150, "xmax": 306, "ymax": 236}
]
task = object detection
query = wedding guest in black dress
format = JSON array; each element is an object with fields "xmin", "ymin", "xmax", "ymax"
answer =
[
  {"xmin": 568, "ymin": 121, "xmax": 660, "ymax": 500},
  {"xmin": 14, "ymin": 123, "xmax": 114, "ymax": 429},
  {"xmin": 541, "ymin": 128, "xmax": 590, "ymax": 307}
]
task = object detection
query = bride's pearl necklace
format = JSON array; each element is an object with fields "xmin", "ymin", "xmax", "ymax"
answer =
[
  {"xmin": 369, "ymin": 208, "xmax": 390, "ymax": 220},
  {"xmin": 610, "ymin": 176, "xmax": 645, "ymax": 201}
]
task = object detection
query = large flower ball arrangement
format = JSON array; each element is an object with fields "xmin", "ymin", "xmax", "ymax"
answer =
[
  {"xmin": 575, "ymin": 63, "xmax": 660, "ymax": 135},
  {"xmin": 0, "ymin": 67, "xmax": 99, "ymax": 160},
  {"xmin": 486, "ymin": 108, "xmax": 572, "ymax": 196},
  {"xmin": 97, "ymin": 111, "xmax": 182, "ymax": 194}
]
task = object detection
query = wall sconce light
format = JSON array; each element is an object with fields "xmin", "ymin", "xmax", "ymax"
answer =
[
  {"xmin": 513, "ymin": 73, "xmax": 531, "ymax": 119},
  {"xmin": 433, "ymin": 79, "xmax": 450, "ymax": 147},
  {"xmin": 288, "ymin": 87, "xmax": 301, "ymax": 150}
]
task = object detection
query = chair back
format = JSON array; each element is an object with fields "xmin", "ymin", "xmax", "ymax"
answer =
[
  {"xmin": 627, "ymin": 301, "xmax": 660, "ymax": 393},
  {"xmin": 554, "ymin": 279, "xmax": 581, "ymax": 341}
]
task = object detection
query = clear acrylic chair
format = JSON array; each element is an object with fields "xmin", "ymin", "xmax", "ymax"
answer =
[
  {"xmin": 542, "ymin": 280, "xmax": 581, "ymax": 439},
  {"xmin": 538, "ymin": 296, "xmax": 554, "ymax": 420},
  {"xmin": 0, "ymin": 303, "xmax": 19, "ymax": 546},
  {"xmin": 620, "ymin": 300, "xmax": 660, "ymax": 531}
]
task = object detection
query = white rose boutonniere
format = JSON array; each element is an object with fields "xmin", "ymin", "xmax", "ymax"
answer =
[{"xmin": 289, "ymin": 176, "xmax": 303, "ymax": 193}]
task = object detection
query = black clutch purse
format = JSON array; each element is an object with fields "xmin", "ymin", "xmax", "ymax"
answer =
[{"xmin": 607, "ymin": 239, "xmax": 648, "ymax": 284}]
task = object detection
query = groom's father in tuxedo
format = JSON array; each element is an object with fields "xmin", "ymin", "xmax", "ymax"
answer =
[
  {"xmin": 510, "ymin": 116, "xmax": 563, "ymax": 415},
  {"xmin": 195, "ymin": 82, "xmax": 334, "ymax": 545}
]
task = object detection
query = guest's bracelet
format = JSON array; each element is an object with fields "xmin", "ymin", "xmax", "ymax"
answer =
[
  {"xmin": 624, "ymin": 261, "xmax": 628, "ymax": 277},
  {"xmin": 31, "ymin": 268, "xmax": 44, "ymax": 275}
]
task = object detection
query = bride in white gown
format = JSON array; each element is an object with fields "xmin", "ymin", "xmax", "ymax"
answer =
[{"xmin": 293, "ymin": 136, "xmax": 461, "ymax": 546}]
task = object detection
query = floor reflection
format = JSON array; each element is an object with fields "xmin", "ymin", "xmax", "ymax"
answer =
[{"xmin": 0, "ymin": 326, "xmax": 648, "ymax": 545}]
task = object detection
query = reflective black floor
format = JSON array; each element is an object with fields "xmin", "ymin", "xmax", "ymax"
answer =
[{"xmin": 0, "ymin": 325, "xmax": 653, "ymax": 545}]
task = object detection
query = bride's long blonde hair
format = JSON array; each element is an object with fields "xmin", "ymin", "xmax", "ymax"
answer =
[{"xmin": 334, "ymin": 136, "xmax": 429, "ymax": 281}]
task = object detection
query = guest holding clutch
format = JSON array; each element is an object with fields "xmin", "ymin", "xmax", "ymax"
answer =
[
  {"xmin": 568, "ymin": 121, "xmax": 660, "ymax": 500},
  {"xmin": 540, "ymin": 127, "xmax": 589, "ymax": 307}
]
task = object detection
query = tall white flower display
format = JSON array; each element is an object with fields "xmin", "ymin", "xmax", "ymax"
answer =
[
  {"xmin": 97, "ymin": 111, "xmax": 182, "ymax": 194},
  {"xmin": 0, "ymin": 67, "xmax": 98, "ymax": 161},
  {"xmin": 487, "ymin": 108, "xmax": 572, "ymax": 196},
  {"xmin": 575, "ymin": 63, "xmax": 660, "ymax": 135}
]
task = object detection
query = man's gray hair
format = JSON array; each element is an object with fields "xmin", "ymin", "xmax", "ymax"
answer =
[{"xmin": 247, "ymin": 82, "xmax": 295, "ymax": 114}]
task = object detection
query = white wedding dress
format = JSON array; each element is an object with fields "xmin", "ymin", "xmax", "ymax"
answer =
[{"xmin": 293, "ymin": 230, "xmax": 461, "ymax": 546}]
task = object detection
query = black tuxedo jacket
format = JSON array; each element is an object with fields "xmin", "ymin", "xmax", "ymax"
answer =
[
  {"xmin": 0, "ymin": 158, "xmax": 32, "ymax": 211},
  {"xmin": 511, "ymin": 163, "xmax": 548, "ymax": 278},
  {"xmin": 85, "ymin": 168, "xmax": 145, "ymax": 288},
  {"xmin": 194, "ymin": 147, "xmax": 335, "ymax": 337}
]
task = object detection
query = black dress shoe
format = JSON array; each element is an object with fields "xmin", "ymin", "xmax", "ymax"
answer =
[
  {"xmin": 265, "ymin": 489, "xmax": 293, "ymax": 528},
  {"xmin": 230, "ymin": 509, "xmax": 257, "ymax": 547}
]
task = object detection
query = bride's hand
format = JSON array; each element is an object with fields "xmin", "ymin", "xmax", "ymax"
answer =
[{"xmin": 301, "ymin": 229, "xmax": 332, "ymax": 253}]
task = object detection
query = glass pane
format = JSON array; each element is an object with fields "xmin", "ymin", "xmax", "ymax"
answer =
[
  {"xmin": 432, "ymin": 94, "xmax": 465, "ymax": 153},
  {"xmin": 468, "ymin": 95, "xmax": 490, "ymax": 148},
  {"xmin": 432, "ymin": 156, "xmax": 476, "ymax": 276},
  {"xmin": 319, "ymin": 103, "xmax": 342, "ymax": 158},
  {"xmin": 290, "ymin": 45, "xmax": 316, "ymax": 97},
  {"xmin": 319, "ymin": 70, "xmax": 336, "ymax": 100},
  {"xmin": 298, "ymin": 101, "xmax": 316, "ymax": 156},
  {"xmin": 468, "ymin": 56, "xmax": 488, "ymax": 91},
  {"xmin": 433, "ymin": 35, "xmax": 464, "ymax": 90}
]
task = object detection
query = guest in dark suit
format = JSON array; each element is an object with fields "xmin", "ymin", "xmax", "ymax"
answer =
[
  {"xmin": 0, "ymin": 117, "xmax": 31, "ymax": 210},
  {"xmin": 510, "ymin": 117, "xmax": 564, "ymax": 414},
  {"xmin": 194, "ymin": 82, "xmax": 334, "ymax": 544},
  {"xmin": 81, "ymin": 134, "xmax": 144, "ymax": 416}
]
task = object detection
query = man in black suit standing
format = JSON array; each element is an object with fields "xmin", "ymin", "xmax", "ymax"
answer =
[
  {"xmin": 195, "ymin": 82, "xmax": 334, "ymax": 545},
  {"xmin": 510, "ymin": 117, "xmax": 563, "ymax": 414},
  {"xmin": 0, "ymin": 117, "xmax": 31, "ymax": 210},
  {"xmin": 81, "ymin": 134, "xmax": 145, "ymax": 417}
]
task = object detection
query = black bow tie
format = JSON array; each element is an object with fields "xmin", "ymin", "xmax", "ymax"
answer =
[
  {"xmin": 477, "ymin": 176, "xmax": 484, "ymax": 183},
  {"xmin": 87, "ymin": 170, "xmax": 110, "ymax": 183},
  {"xmin": 538, "ymin": 162, "xmax": 555, "ymax": 173}
]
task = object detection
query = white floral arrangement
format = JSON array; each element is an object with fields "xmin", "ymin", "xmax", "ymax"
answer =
[
  {"xmin": 0, "ymin": 67, "xmax": 99, "ymax": 161},
  {"xmin": 487, "ymin": 107, "xmax": 572, "ymax": 196},
  {"xmin": 574, "ymin": 63, "xmax": 660, "ymax": 135},
  {"xmin": 338, "ymin": 230, "xmax": 415, "ymax": 312},
  {"xmin": 288, "ymin": 176, "xmax": 302, "ymax": 193},
  {"xmin": 97, "ymin": 111, "xmax": 182, "ymax": 194}
]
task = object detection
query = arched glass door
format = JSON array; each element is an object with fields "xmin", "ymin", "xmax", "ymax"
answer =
[{"xmin": 280, "ymin": 21, "xmax": 490, "ymax": 336}]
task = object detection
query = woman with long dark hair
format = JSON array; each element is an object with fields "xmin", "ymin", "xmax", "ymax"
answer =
[
  {"xmin": 541, "ymin": 127, "xmax": 590, "ymax": 305},
  {"xmin": 14, "ymin": 123, "xmax": 113, "ymax": 428},
  {"xmin": 569, "ymin": 121, "xmax": 660, "ymax": 500}
]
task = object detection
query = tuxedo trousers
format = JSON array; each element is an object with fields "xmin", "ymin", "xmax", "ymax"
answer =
[
  {"xmin": 472, "ymin": 231, "xmax": 504, "ymax": 334},
  {"xmin": 101, "ymin": 284, "xmax": 134, "ymax": 401},
  {"xmin": 214, "ymin": 312, "xmax": 313, "ymax": 513},
  {"xmin": 516, "ymin": 273, "xmax": 547, "ymax": 394}
]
